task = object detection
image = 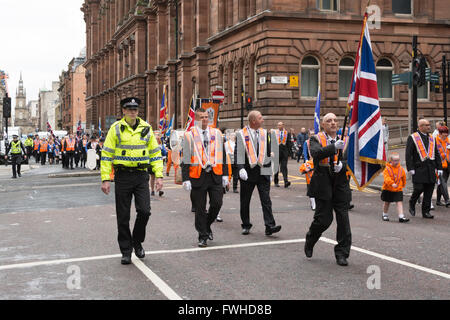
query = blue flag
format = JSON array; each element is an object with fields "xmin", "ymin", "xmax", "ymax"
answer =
[{"xmin": 314, "ymin": 87, "xmax": 321, "ymax": 134}]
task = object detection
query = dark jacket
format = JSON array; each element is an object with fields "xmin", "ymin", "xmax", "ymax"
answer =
[
  {"xmin": 308, "ymin": 134, "xmax": 351, "ymax": 202},
  {"xmin": 405, "ymin": 132, "xmax": 442, "ymax": 184},
  {"xmin": 181, "ymin": 132, "xmax": 228, "ymax": 188},
  {"xmin": 279, "ymin": 131, "xmax": 292, "ymax": 159},
  {"xmin": 234, "ymin": 128, "xmax": 274, "ymax": 183}
]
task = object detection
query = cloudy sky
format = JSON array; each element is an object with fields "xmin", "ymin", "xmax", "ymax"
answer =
[{"xmin": 0, "ymin": 0, "xmax": 85, "ymax": 110}]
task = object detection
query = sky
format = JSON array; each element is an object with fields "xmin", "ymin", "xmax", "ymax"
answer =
[{"xmin": 0, "ymin": 0, "xmax": 86, "ymax": 111}]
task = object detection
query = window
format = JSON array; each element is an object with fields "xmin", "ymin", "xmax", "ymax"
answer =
[
  {"xmin": 418, "ymin": 61, "xmax": 430, "ymax": 101},
  {"xmin": 301, "ymin": 56, "xmax": 320, "ymax": 98},
  {"xmin": 317, "ymin": 0, "xmax": 339, "ymax": 11},
  {"xmin": 339, "ymin": 57, "xmax": 355, "ymax": 98},
  {"xmin": 392, "ymin": 0, "xmax": 412, "ymax": 15},
  {"xmin": 376, "ymin": 59, "xmax": 394, "ymax": 99}
]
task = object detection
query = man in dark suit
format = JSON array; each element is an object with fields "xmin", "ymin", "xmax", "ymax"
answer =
[
  {"xmin": 234, "ymin": 110, "xmax": 282, "ymax": 236},
  {"xmin": 182, "ymin": 108, "xmax": 229, "ymax": 247},
  {"xmin": 406, "ymin": 118, "xmax": 442, "ymax": 219},
  {"xmin": 274, "ymin": 121, "xmax": 292, "ymax": 188},
  {"xmin": 304, "ymin": 113, "xmax": 351, "ymax": 266}
]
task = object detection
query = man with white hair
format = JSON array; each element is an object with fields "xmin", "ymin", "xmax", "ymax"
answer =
[
  {"xmin": 304, "ymin": 113, "xmax": 352, "ymax": 266},
  {"xmin": 235, "ymin": 111, "xmax": 282, "ymax": 236}
]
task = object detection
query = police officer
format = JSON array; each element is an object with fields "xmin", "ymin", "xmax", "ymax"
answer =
[
  {"xmin": 181, "ymin": 108, "xmax": 228, "ymax": 247},
  {"xmin": 4, "ymin": 135, "xmax": 27, "ymax": 178},
  {"xmin": 304, "ymin": 113, "xmax": 351, "ymax": 267},
  {"xmin": 101, "ymin": 97, "xmax": 163, "ymax": 265},
  {"xmin": 24, "ymin": 134, "xmax": 34, "ymax": 161}
]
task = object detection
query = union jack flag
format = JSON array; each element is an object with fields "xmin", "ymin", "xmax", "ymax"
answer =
[
  {"xmin": 46, "ymin": 121, "xmax": 54, "ymax": 136},
  {"xmin": 347, "ymin": 12, "xmax": 386, "ymax": 190},
  {"xmin": 159, "ymin": 85, "xmax": 168, "ymax": 134},
  {"xmin": 184, "ymin": 95, "xmax": 195, "ymax": 132}
]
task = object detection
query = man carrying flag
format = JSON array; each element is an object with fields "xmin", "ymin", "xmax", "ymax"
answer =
[{"xmin": 314, "ymin": 87, "xmax": 321, "ymax": 134}]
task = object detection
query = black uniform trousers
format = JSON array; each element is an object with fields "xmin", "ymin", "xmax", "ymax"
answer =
[
  {"xmin": 40, "ymin": 152, "xmax": 46, "ymax": 165},
  {"xmin": 11, "ymin": 154, "xmax": 22, "ymax": 177},
  {"xmin": 66, "ymin": 151, "xmax": 74, "ymax": 168},
  {"xmin": 34, "ymin": 150, "xmax": 40, "ymax": 163},
  {"xmin": 114, "ymin": 170, "xmax": 151, "ymax": 255},
  {"xmin": 191, "ymin": 172, "xmax": 223, "ymax": 241},
  {"xmin": 306, "ymin": 198, "xmax": 352, "ymax": 258},
  {"xmin": 410, "ymin": 182, "xmax": 435, "ymax": 215},
  {"xmin": 240, "ymin": 175, "xmax": 276, "ymax": 229},
  {"xmin": 274, "ymin": 154, "xmax": 288, "ymax": 185},
  {"xmin": 232, "ymin": 164, "xmax": 239, "ymax": 191}
]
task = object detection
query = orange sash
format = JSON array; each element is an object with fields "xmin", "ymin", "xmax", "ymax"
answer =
[
  {"xmin": 240, "ymin": 126, "xmax": 266, "ymax": 168},
  {"xmin": 317, "ymin": 132, "xmax": 338, "ymax": 166},
  {"xmin": 436, "ymin": 136, "xmax": 449, "ymax": 169},
  {"xmin": 276, "ymin": 129, "xmax": 288, "ymax": 145},
  {"xmin": 189, "ymin": 126, "xmax": 223, "ymax": 168},
  {"xmin": 412, "ymin": 132, "xmax": 435, "ymax": 161}
]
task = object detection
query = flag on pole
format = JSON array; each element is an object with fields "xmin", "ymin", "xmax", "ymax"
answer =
[
  {"xmin": 347, "ymin": 12, "xmax": 386, "ymax": 190},
  {"xmin": 98, "ymin": 118, "xmax": 102, "ymax": 137},
  {"xmin": 0, "ymin": 70, "xmax": 9, "ymax": 95},
  {"xmin": 76, "ymin": 119, "xmax": 82, "ymax": 137},
  {"xmin": 159, "ymin": 85, "xmax": 168, "ymax": 134},
  {"xmin": 46, "ymin": 121, "xmax": 54, "ymax": 136},
  {"xmin": 166, "ymin": 113, "xmax": 175, "ymax": 137},
  {"xmin": 314, "ymin": 87, "xmax": 321, "ymax": 134},
  {"xmin": 184, "ymin": 95, "xmax": 195, "ymax": 131}
]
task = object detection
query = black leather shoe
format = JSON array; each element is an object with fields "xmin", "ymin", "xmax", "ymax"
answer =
[
  {"xmin": 382, "ymin": 215, "xmax": 389, "ymax": 221},
  {"xmin": 422, "ymin": 212, "xmax": 434, "ymax": 219},
  {"xmin": 191, "ymin": 208, "xmax": 196, "ymax": 213},
  {"xmin": 409, "ymin": 207, "xmax": 416, "ymax": 216},
  {"xmin": 399, "ymin": 217, "xmax": 410, "ymax": 223},
  {"xmin": 274, "ymin": 184, "xmax": 280, "ymax": 187},
  {"xmin": 18, "ymin": 173, "xmax": 21, "ymax": 177},
  {"xmin": 284, "ymin": 181, "xmax": 291, "ymax": 188},
  {"xmin": 151, "ymin": 191, "xmax": 155, "ymax": 196},
  {"xmin": 446, "ymin": 202, "xmax": 450, "ymax": 208},
  {"xmin": 216, "ymin": 216, "xmax": 223, "ymax": 222},
  {"xmin": 158, "ymin": 191, "xmax": 164, "ymax": 197},
  {"xmin": 121, "ymin": 254, "xmax": 132, "ymax": 265},
  {"xmin": 430, "ymin": 205, "xmax": 435, "ymax": 211},
  {"xmin": 134, "ymin": 245, "xmax": 145, "ymax": 259},
  {"xmin": 11, "ymin": 176, "xmax": 17, "ymax": 179},
  {"xmin": 233, "ymin": 189, "xmax": 238, "ymax": 193},
  {"xmin": 265, "ymin": 225, "xmax": 281, "ymax": 236},
  {"xmin": 436, "ymin": 201, "xmax": 445, "ymax": 206},
  {"xmin": 349, "ymin": 204, "xmax": 354, "ymax": 210},
  {"xmin": 304, "ymin": 242, "xmax": 313, "ymax": 258},
  {"xmin": 198, "ymin": 239, "xmax": 207, "ymax": 247},
  {"xmin": 242, "ymin": 228, "xmax": 250, "ymax": 235},
  {"xmin": 336, "ymin": 256, "xmax": 348, "ymax": 266},
  {"xmin": 208, "ymin": 231, "xmax": 213, "ymax": 241}
]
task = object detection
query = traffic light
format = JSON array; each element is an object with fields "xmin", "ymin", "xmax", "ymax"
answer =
[
  {"xmin": 245, "ymin": 95, "xmax": 253, "ymax": 110},
  {"xmin": 412, "ymin": 56, "xmax": 426, "ymax": 87},
  {"xmin": 2, "ymin": 97, "xmax": 11, "ymax": 118}
]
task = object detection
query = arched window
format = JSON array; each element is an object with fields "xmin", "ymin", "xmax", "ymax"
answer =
[
  {"xmin": 418, "ymin": 60, "xmax": 430, "ymax": 101},
  {"xmin": 339, "ymin": 57, "xmax": 354, "ymax": 98},
  {"xmin": 301, "ymin": 56, "xmax": 320, "ymax": 98},
  {"xmin": 376, "ymin": 58, "xmax": 394, "ymax": 99}
]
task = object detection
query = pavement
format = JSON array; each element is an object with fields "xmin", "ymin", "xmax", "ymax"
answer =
[{"xmin": 0, "ymin": 154, "xmax": 449, "ymax": 302}]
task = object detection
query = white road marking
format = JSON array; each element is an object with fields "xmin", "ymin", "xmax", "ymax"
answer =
[
  {"xmin": 132, "ymin": 256, "xmax": 182, "ymax": 300},
  {"xmin": 10, "ymin": 223, "xmax": 19, "ymax": 226},
  {"xmin": 319, "ymin": 237, "xmax": 450, "ymax": 280},
  {"xmin": 44, "ymin": 221, "xmax": 51, "ymax": 223},
  {"xmin": 170, "ymin": 211, "xmax": 177, "ymax": 213}
]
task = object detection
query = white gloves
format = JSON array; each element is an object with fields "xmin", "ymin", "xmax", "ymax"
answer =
[
  {"xmin": 334, "ymin": 140, "xmax": 345, "ymax": 150},
  {"xmin": 447, "ymin": 145, "xmax": 450, "ymax": 150},
  {"xmin": 182, "ymin": 180, "xmax": 192, "ymax": 191},
  {"xmin": 334, "ymin": 161, "xmax": 343, "ymax": 173},
  {"xmin": 239, "ymin": 169, "xmax": 248, "ymax": 181},
  {"xmin": 409, "ymin": 170, "xmax": 415, "ymax": 176},
  {"xmin": 222, "ymin": 176, "xmax": 229, "ymax": 188},
  {"xmin": 437, "ymin": 170, "xmax": 443, "ymax": 177}
]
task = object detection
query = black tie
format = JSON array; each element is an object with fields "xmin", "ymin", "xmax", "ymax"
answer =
[
  {"xmin": 330, "ymin": 139, "xmax": 335, "ymax": 171},
  {"xmin": 203, "ymin": 130, "xmax": 208, "ymax": 151},
  {"xmin": 255, "ymin": 131, "xmax": 259, "ymax": 157}
]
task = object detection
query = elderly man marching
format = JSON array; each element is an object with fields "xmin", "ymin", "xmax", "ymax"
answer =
[
  {"xmin": 182, "ymin": 108, "xmax": 228, "ymax": 247},
  {"xmin": 273, "ymin": 121, "xmax": 292, "ymax": 188},
  {"xmin": 304, "ymin": 113, "xmax": 351, "ymax": 266},
  {"xmin": 235, "ymin": 110, "xmax": 282, "ymax": 236},
  {"xmin": 406, "ymin": 118, "xmax": 442, "ymax": 219},
  {"xmin": 101, "ymin": 97, "xmax": 163, "ymax": 265}
]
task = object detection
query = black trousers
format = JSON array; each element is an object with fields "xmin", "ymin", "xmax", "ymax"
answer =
[
  {"xmin": 437, "ymin": 169, "xmax": 449, "ymax": 203},
  {"xmin": 410, "ymin": 182, "xmax": 435, "ymax": 215},
  {"xmin": 191, "ymin": 173, "xmax": 224, "ymax": 241},
  {"xmin": 114, "ymin": 170, "xmax": 151, "ymax": 255},
  {"xmin": 66, "ymin": 151, "xmax": 74, "ymax": 168},
  {"xmin": 274, "ymin": 155, "xmax": 288, "ymax": 184},
  {"xmin": 74, "ymin": 152, "xmax": 80, "ymax": 167},
  {"xmin": 306, "ymin": 198, "xmax": 352, "ymax": 258},
  {"xmin": 232, "ymin": 164, "xmax": 239, "ymax": 190},
  {"xmin": 11, "ymin": 154, "xmax": 22, "ymax": 177},
  {"xmin": 40, "ymin": 152, "xmax": 46, "ymax": 165},
  {"xmin": 240, "ymin": 175, "xmax": 276, "ymax": 229},
  {"xmin": 35, "ymin": 150, "xmax": 40, "ymax": 163},
  {"xmin": 26, "ymin": 147, "xmax": 33, "ymax": 160}
]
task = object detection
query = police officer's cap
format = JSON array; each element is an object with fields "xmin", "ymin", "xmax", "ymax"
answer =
[
  {"xmin": 120, "ymin": 97, "xmax": 141, "ymax": 109},
  {"xmin": 12, "ymin": 134, "xmax": 18, "ymax": 138}
]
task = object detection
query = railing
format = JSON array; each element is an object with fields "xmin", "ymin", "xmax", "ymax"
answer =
[{"xmin": 386, "ymin": 123, "xmax": 409, "ymax": 145}]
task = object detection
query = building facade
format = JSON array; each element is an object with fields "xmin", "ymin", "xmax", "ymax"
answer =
[
  {"xmin": 82, "ymin": 0, "xmax": 450, "ymax": 132},
  {"xmin": 59, "ymin": 52, "xmax": 87, "ymax": 133},
  {"xmin": 38, "ymin": 81, "xmax": 60, "ymax": 132},
  {"xmin": 13, "ymin": 73, "xmax": 35, "ymax": 135}
]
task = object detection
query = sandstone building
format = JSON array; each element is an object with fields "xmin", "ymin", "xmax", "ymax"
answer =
[{"xmin": 82, "ymin": 0, "xmax": 450, "ymax": 132}]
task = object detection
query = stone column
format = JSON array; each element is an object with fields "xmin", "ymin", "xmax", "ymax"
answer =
[{"xmin": 157, "ymin": 2, "xmax": 168, "ymax": 67}]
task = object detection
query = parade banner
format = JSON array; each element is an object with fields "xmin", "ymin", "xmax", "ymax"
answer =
[{"xmin": 201, "ymin": 100, "xmax": 220, "ymax": 128}]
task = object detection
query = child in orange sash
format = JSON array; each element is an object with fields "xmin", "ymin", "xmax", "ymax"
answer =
[
  {"xmin": 381, "ymin": 152, "xmax": 409, "ymax": 222},
  {"xmin": 299, "ymin": 159, "xmax": 315, "ymax": 210}
]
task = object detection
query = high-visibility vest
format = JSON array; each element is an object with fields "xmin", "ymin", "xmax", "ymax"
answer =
[
  {"xmin": 11, "ymin": 141, "xmax": 22, "ymax": 154},
  {"xmin": 24, "ymin": 138, "xmax": 33, "ymax": 147},
  {"xmin": 40, "ymin": 142, "xmax": 48, "ymax": 152},
  {"xmin": 317, "ymin": 132, "xmax": 338, "ymax": 166},
  {"xmin": 66, "ymin": 139, "xmax": 75, "ymax": 151},
  {"xmin": 436, "ymin": 135, "xmax": 449, "ymax": 169},
  {"xmin": 411, "ymin": 132, "xmax": 435, "ymax": 162},
  {"xmin": 33, "ymin": 139, "xmax": 40, "ymax": 150},
  {"xmin": 185, "ymin": 126, "xmax": 223, "ymax": 179},
  {"xmin": 100, "ymin": 117, "xmax": 164, "ymax": 181}
]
